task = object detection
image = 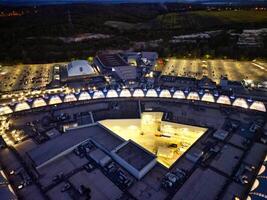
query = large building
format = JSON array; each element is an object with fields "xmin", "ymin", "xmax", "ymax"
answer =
[
  {"xmin": 94, "ymin": 53, "xmax": 137, "ymax": 82},
  {"xmin": 61, "ymin": 60, "xmax": 98, "ymax": 82}
]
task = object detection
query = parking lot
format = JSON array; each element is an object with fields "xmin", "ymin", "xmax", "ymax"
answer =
[
  {"xmin": 0, "ymin": 64, "xmax": 54, "ymax": 92},
  {"xmin": 162, "ymin": 59, "xmax": 267, "ymax": 83}
]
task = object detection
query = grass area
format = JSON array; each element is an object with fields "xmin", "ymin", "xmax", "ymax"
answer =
[
  {"xmin": 0, "ymin": 5, "xmax": 267, "ymax": 64},
  {"xmin": 193, "ymin": 10, "xmax": 267, "ymax": 24},
  {"xmin": 156, "ymin": 10, "xmax": 267, "ymax": 30}
]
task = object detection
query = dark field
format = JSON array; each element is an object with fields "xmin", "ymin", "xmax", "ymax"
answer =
[{"xmin": 0, "ymin": 4, "xmax": 267, "ymax": 64}]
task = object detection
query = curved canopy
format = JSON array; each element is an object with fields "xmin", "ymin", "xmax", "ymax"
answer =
[
  {"xmin": 250, "ymin": 101, "xmax": 266, "ymax": 112},
  {"xmin": 258, "ymin": 165, "xmax": 266, "ymax": 176},
  {"xmin": 146, "ymin": 89, "xmax": 158, "ymax": 98},
  {"xmin": 233, "ymin": 98, "xmax": 248, "ymax": 109},
  {"xmin": 106, "ymin": 89, "xmax": 118, "ymax": 98},
  {"xmin": 32, "ymin": 98, "xmax": 47, "ymax": 108},
  {"xmin": 0, "ymin": 106, "xmax": 13, "ymax": 115},
  {"xmin": 251, "ymin": 179, "xmax": 260, "ymax": 192},
  {"xmin": 49, "ymin": 95, "xmax": 62, "ymax": 105},
  {"xmin": 15, "ymin": 102, "xmax": 30, "ymax": 112},
  {"xmin": 217, "ymin": 95, "xmax": 231, "ymax": 105},
  {"xmin": 133, "ymin": 89, "xmax": 145, "ymax": 97},
  {"xmin": 64, "ymin": 94, "xmax": 77, "ymax": 102},
  {"xmin": 250, "ymin": 178, "xmax": 267, "ymax": 197},
  {"xmin": 159, "ymin": 89, "xmax": 172, "ymax": 98},
  {"xmin": 78, "ymin": 91, "xmax": 91, "ymax": 101},
  {"xmin": 187, "ymin": 92, "xmax": 200, "ymax": 100},
  {"xmin": 119, "ymin": 89, "xmax": 131, "ymax": 97},
  {"xmin": 201, "ymin": 93, "xmax": 215, "ymax": 103},
  {"xmin": 93, "ymin": 90, "xmax": 105, "ymax": 99},
  {"xmin": 173, "ymin": 90, "xmax": 185, "ymax": 99}
]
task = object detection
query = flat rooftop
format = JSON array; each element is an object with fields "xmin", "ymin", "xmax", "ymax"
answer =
[
  {"xmin": 97, "ymin": 54, "xmax": 129, "ymax": 68},
  {"xmin": 115, "ymin": 141, "xmax": 156, "ymax": 171},
  {"xmin": 210, "ymin": 144, "xmax": 244, "ymax": 176},
  {"xmin": 69, "ymin": 170, "xmax": 122, "ymax": 200},
  {"xmin": 27, "ymin": 124, "xmax": 124, "ymax": 167},
  {"xmin": 172, "ymin": 168, "xmax": 227, "ymax": 200}
]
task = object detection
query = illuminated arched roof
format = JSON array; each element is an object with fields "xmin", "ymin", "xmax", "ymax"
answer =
[
  {"xmin": 78, "ymin": 91, "xmax": 91, "ymax": 101},
  {"xmin": 119, "ymin": 89, "xmax": 131, "ymax": 97},
  {"xmin": 0, "ymin": 105, "xmax": 13, "ymax": 115},
  {"xmin": 250, "ymin": 101, "xmax": 266, "ymax": 112},
  {"xmin": 187, "ymin": 92, "xmax": 200, "ymax": 100},
  {"xmin": 233, "ymin": 98, "xmax": 248, "ymax": 109},
  {"xmin": 146, "ymin": 89, "xmax": 158, "ymax": 98},
  {"xmin": 93, "ymin": 90, "xmax": 105, "ymax": 99},
  {"xmin": 49, "ymin": 95, "xmax": 62, "ymax": 105},
  {"xmin": 64, "ymin": 94, "xmax": 77, "ymax": 102},
  {"xmin": 15, "ymin": 102, "xmax": 30, "ymax": 112},
  {"xmin": 32, "ymin": 98, "xmax": 47, "ymax": 108},
  {"xmin": 173, "ymin": 90, "xmax": 185, "ymax": 99},
  {"xmin": 159, "ymin": 89, "xmax": 171, "ymax": 98},
  {"xmin": 106, "ymin": 89, "xmax": 118, "ymax": 98},
  {"xmin": 133, "ymin": 89, "xmax": 145, "ymax": 97},
  {"xmin": 258, "ymin": 165, "xmax": 266, "ymax": 175},
  {"xmin": 251, "ymin": 179, "xmax": 260, "ymax": 192},
  {"xmin": 217, "ymin": 95, "xmax": 231, "ymax": 105},
  {"xmin": 201, "ymin": 93, "xmax": 215, "ymax": 103}
]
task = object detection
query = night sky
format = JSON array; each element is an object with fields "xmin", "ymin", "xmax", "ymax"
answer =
[{"xmin": 0, "ymin": 0, "xmax": 265, "ymax": 6}]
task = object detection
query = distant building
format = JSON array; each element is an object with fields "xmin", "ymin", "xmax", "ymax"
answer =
[
  {"xmin": 237, "ymin": 28, "xmax": 267, "ymax": 48},
  {"xmin": 170, "ymin": 33, "xmax": 211, "ymax": 44},
  {"xmin": 121, "ymin": 52, "xmax": 158, "ymax": 68}
]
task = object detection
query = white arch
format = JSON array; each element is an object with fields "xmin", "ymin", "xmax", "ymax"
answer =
[
  {"xmin": 32, "ymin": 98, "xmax": 47, "ymax": 108},
  {"xmin": 15, "ymin": 102, "xmax": 30, "ymax": 112},
  {"xmin": 78, "ymin": 91, "xmax": 91, "ymax": 101},
  {"xmin": 233, "ymin": 98, "xmax": 248, "ymax": 109},
  {"xmin": 106, "ymin": 89, "xmax": 118, "ymax": 98},
  {"xmin": 250, "ymin": 179, "xmax": 260, "ymax": 192},
  {"xmin": 0, "ymin": 106, "xmax": 13, "ymax": 115},
  {"xmin": 201, "ymin": 93, "xmax": 215, "ymax": 103},
  {"xmin": 93, "ymin": 90, "xmax": 105, "ymax": 99},
  {"xmin": 159, "ymin": 89, "xmax": 172, "ymax": 98},
  {"xmin": 64, "ymin": 94, "xmax": 77, "ymax": 102},
  {"xmin": 133, "ymin": 89, "xmax": 145, "ymax": 97},
  {"xmin": 187, "ymin": 92, "xmax": 200, "ymax": 100},
  {"xmin": 250, "ymin": 101, "xmax": 266, "ymax": 112},
  {"xmin": 173, "ymin": 90, "xmax": 185, "ymax": 99},
  {"xmin": 217, "ymin": 95, "xmax": 231, "ymax": 105},
  {"xmin": 49, "ymin": 95, "xmax": 62, "ymax": 105},
  {"xmin": 120, "ymin": 89, "xmax": 131, "ymax": 97},
  {"xmin": 146, "ymin": 89, "xmax": 158, "ymax": 98}
]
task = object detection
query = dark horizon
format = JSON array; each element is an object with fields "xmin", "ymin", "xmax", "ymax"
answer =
[{"xmin": 0, "ymin": 0, "xmax": 266, "ymax": 6}]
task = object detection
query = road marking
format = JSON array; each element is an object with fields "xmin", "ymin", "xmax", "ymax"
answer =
[{"xmin": 252, "ymin": 62, "xmax": 267, "ymax": 72}]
